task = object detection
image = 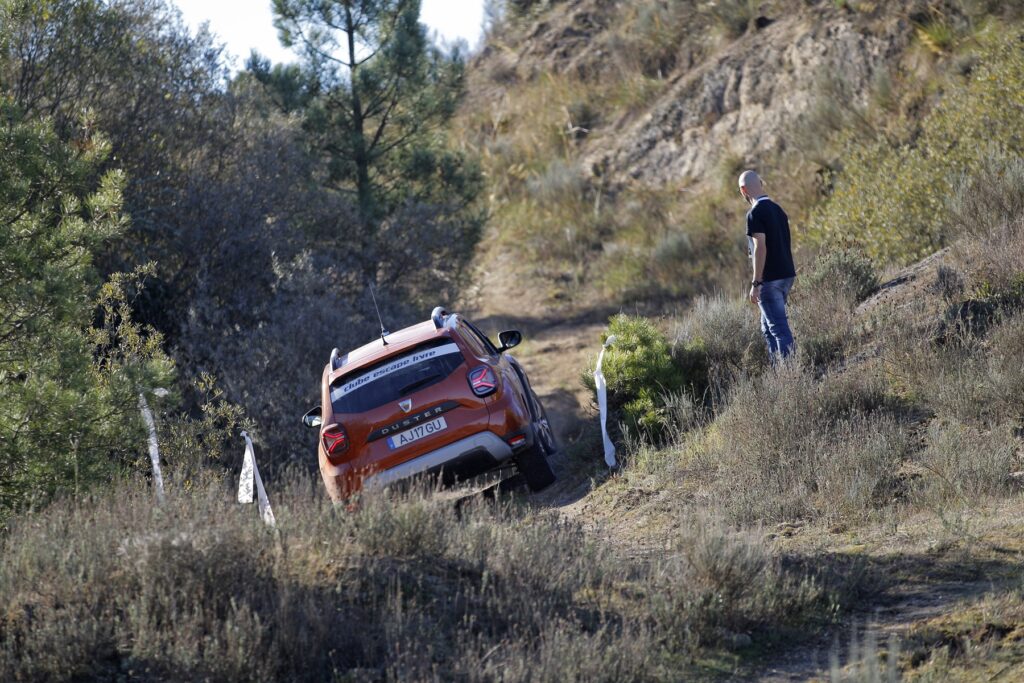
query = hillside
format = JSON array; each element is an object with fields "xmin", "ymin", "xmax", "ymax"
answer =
[
  {"xmin": 459, "ymin": 0, "xmax": 1024, "ymax": 679},
  {"xmin": 457, "ymin": 0, "xmax": 944, "ymax": 317}
]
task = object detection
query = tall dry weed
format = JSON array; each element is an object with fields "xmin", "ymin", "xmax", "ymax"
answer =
[
  {"xmin": 949, "ymin": 155, "xmax": 1024, "ymax": 293},
  {"xmin": 649, "ymin": 513, "xmax": 830, "ymax": 649},
  {"xmin": 915, "ymin": 420, "xmax": 1018, "ymax": 507},
  {"xmin": 702, "ymin": 364, "xmax": 910, "ymax": 524},
  {"xmin": 0, "ymin": 473, "xmax": 854, "ymax": 680}
]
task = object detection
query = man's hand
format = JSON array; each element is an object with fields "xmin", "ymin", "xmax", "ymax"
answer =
[{"xmin": 749, "ymin": 233, "xmax": 766, "ymax": 305}]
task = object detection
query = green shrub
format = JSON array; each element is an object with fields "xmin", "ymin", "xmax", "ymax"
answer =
[
  {"xmin": 809, "ymin": 29, "xmax": 1024, "ymax": 264},
  {"xmin": 0, "ymin": 106, "xmax": 173, "ymax": 527},
  {"xmin": 585, "ymin": 314, "xmax": 691, "ymax": 441}
]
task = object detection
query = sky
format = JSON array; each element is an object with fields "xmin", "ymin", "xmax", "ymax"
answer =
[{"xmin": 173, "ymin": 0, "xmax": 485, "ymax": 70}]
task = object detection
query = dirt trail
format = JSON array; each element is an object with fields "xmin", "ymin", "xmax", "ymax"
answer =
[
  {"xmin": 758, "ymin": 579, "xmax": 995, "ymax": 681},
  {"xmin": 461, "ymin": 238, "xmax": 619, "ymax": 510}
]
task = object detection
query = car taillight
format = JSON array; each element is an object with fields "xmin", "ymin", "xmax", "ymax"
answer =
[
  {"xmin": 468, "ymin": 365, "xmax": 498, "ymax": 397},
  {"xmin": 322, "ymin": 424, "xmax": 349, "ymax": 456}
]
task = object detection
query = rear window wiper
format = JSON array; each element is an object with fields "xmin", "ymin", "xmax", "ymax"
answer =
[{"xmin": 398, "ymin": 373, "xmax": 441, "ymax": 397}]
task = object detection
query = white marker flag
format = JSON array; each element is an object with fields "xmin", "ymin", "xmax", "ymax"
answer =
[
  {"xmin": 138, "ymin": 392, "xmax": 165, "ymax": 503},
  {"xmin": 594, "ymin": 335, "xmax": 618, "ymax": 469},
  {"xmin": 238, "ymin": 431, "xmax": 276, "ymax": 527}
]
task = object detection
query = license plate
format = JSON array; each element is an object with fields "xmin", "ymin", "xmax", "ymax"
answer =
[{"xmin": 386, "ymin": 417, "xmax": 448, "ymax": 450}]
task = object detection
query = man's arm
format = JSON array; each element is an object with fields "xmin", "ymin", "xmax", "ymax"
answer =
[{"xmin": 749, "ymin": 233, "xmax": 766, "ymax": 304}]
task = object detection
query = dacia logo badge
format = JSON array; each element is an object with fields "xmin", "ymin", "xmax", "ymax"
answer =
[{"xmin": 399, "ymin": 399, "xmax": 413, "ymax": 413}]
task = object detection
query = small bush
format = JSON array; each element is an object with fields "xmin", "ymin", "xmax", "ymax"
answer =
[
  {"xmin": 703, "ymin": 364, "xmax": 909, "ymax": 524},
  {"xmin": 586, "ymin": 314, "xmax": 689, "ymax": 440},
  {"xmin": 628, "ymin": 0, "xmax": 703, "ymax": 76},
  {"xmin": 916, "ymin": 19, "xmax": 957, "ymax": 55},
  {"xmin": 673, "ymin": 295, "xmax": 767, "ymax": 404},
  {"xmin": 915, "ymin": 420, "xmax": 1019, "ymax": 505},
  {"xmin": 791, "ymin": 249, "xmax": 877, "ymax": 368},
  {"xmin": 925, "ymin": 314, "xmax": 1024, "ymax": 426},
  {"xmin": 949, "ymin": 155, "xmax": 1024, "ymax": 293},
  {"xmin": 702, "ymin": 0, "xmax": 758, "ymax": 39},
  {"xmin": 157, "ymin": 373, "xmax": 252, "ymax": 489},
  {"xmin": 651, "ymin": 511, "xmax": 827, "ymax": 651},
  {"xmin": 803, "ymin": 249, "xmax": 879, "ymax": 304}
]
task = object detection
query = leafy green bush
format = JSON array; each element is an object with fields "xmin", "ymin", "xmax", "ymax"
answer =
[
  {"xmin": 0, "ymin": 104, "xmax": 172, "ymax": 527},
  {"xmin": 156, "ymin": 372, "xmax": 253, "ymax": 490},
  {"xmin": 809, "ymin": 29, "xmax": 1024, "ymax": 264},
  {"xmin": 585, "ymin": 314, "xmax": 689, "ymax": 440}
]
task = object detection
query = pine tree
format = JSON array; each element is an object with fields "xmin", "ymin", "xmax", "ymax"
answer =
[
  {"xmin": 0, "ymin": 101, "xmax": 172, "ymax": 524},
  {"xmin": 271, "ymin": 0, "xmax": 480, "ymax": 229}
]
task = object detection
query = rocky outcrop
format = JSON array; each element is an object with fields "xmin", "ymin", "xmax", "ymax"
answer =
[
  {"xmin": 476, "ymin": 2, "xmax": 918, "ymax": 189},
  {"xmin": 585, "ymin": 9, "xmax": 912, "ymax": 186}
]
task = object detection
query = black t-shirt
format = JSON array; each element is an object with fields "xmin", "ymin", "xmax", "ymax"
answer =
[{"xmin": 746, "ymin": 197, "xmax": 796, "ymax": 282}]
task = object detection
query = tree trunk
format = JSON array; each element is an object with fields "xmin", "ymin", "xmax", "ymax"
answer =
[{"xmin": 345, "ymin": 4, "xmax": 373, "ymax": 226}]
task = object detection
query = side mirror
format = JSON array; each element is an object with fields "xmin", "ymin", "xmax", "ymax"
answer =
[
  {"xmin": 302, "ymin": 406, "xmax": 323, "ymax": 429},
  {"xmin": 498, "ymin": 329, "xmax": 522, "ymax": 352}
]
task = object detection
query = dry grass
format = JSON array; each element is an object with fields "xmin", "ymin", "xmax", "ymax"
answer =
[
  {"xmin": 0, "ymin": 473, "xmax": 849, "ymax": 681},
  {"xmin": 696, "ymin": 364, "xmax": 911, "ymax": 525},
  {"xmin": 791, "ymin": 250, "xmax": 879, "ymax": 369},
  {"xmin": 671, "ymin": 294, "xmax": 767, "ymax": 408},
  {"xmin": 949, "ymin": 156, "xmax": 1024, "ymax": 294}
]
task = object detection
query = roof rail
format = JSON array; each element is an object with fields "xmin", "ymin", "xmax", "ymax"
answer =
[
  {"xmin": 431, "ymin": 306, "xmax": 449, "ymax": 329},
  {"xmin": 330, "ymin": 347, "xmax": 340, "ymax": 370}
]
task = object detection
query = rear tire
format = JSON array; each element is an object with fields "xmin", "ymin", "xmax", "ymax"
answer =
[
  {"xmin": 532, "ymin": 392, "xmax": 559, "ymax": 457},
  {"xmin": 514, "ymin": 444, "xmax": 556, "ymax": 492}
]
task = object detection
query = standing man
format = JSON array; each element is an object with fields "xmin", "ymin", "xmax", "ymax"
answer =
[{"xmin": 739, "ymin": 170, "xmax": 796, "ymax": 359}]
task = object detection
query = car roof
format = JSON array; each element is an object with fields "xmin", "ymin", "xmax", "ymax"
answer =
[{"xmin": 328, "ymin": 318, "xmax": 458, "ymax": 383}]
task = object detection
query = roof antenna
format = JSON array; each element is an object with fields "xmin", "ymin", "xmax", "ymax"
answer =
[{"xmin": 369, "ymin": 282, "xmax": 390, "ymax": 345}]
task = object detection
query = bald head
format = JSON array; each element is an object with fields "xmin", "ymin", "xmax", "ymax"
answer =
[{"xmin": 738, "ymin": 170, "xmax": 763, "ymax": 197}]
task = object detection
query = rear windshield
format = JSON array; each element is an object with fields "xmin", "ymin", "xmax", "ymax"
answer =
[{"xmin": 330, "ymin": 339, "xmax": 465, "ymax": 415}]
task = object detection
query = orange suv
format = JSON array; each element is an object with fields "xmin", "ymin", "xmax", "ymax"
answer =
[{"xmin": 302, "ymin": 307, "xmax": 557, "ymax": 500}]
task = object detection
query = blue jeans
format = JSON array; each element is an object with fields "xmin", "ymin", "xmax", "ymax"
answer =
[{"xmin": 759, "ymin": 277, "xmax": 795, "ymax": 359}]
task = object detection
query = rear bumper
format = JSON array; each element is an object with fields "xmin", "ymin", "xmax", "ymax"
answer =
[{"xmin": 362, "ymin": 430, "xmax": 515, "ymax": 490}]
